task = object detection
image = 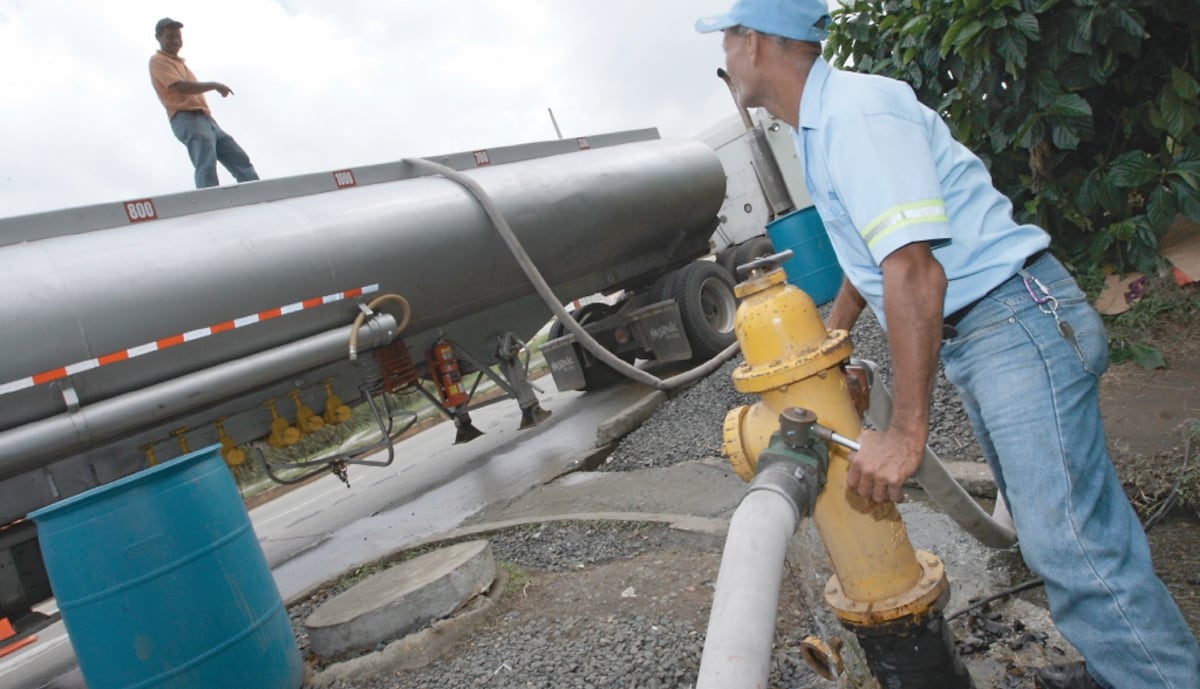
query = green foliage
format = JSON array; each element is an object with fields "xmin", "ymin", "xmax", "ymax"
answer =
[{"xmin": 825, "ymin": 0, "xmax": 1200, "ymax": 274}]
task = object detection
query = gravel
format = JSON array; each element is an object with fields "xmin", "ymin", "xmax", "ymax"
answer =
[
  {"xmin": 294, "ymin": 522, "xmax": 824, "ymax": 689},
  {"xmin": 293, "ymin": 308, "xmax": 981, "ymax": 689}
]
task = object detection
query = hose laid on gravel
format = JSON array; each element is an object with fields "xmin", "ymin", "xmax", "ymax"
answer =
[{"xmin": 405, "ymin": 157, "xmax": 740, "ymax": 392}]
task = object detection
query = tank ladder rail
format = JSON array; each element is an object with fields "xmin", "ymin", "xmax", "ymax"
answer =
[{"xmin": 254, "ymin": 384, "xmax": 417, "ymax": 487}]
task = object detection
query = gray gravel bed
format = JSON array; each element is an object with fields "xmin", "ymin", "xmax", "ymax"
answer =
[
  {"xmin": 603, "ymin": 308, "xmax": 981, "ymax": 472},
  {"xmin": 296, "ymin": 521, "xmax": 822, "ymax": 689}
]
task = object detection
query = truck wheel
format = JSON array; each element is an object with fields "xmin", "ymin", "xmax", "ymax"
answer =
[
  {"xmin": 715, "ymin": 246, "xmax": 739, "ymax": 277},
  {"xmin": 732, "ymin": 236, "xmax": 775, "ymax": 276},
  {"xmin": 670, "ymin": 261, "xmax": 737, "ymax": 360},
  {"xmin": 549, "ymin": 302, "xmax": 634, "ymax": 391}
]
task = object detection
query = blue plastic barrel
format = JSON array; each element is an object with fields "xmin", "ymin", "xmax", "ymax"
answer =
[
  {"xmin": 766, "ymin": 207, "xmax": 843, "ymax": 305},
  {"xmin": 29, "ymin": 445, "xmax": 303, "ymax": 689}
]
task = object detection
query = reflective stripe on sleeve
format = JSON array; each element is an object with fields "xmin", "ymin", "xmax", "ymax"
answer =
[{"xmin": 860, "ymin": 200, "xmax": 948, "ymax": 249}]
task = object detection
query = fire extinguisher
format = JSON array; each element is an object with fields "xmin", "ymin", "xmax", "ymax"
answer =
[{"xmin": 426, "ymin": 339, "xmax": 470, "ymax": 408}]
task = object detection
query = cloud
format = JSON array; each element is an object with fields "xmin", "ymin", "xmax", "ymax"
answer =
[{"xmin": 0, "ymin": 0, "xmax": 736, "ymax": 217}]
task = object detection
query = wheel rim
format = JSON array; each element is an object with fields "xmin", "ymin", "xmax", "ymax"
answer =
[{"xmin": 699, "ymin": 277, "xmax": 736, "ymax": 334}]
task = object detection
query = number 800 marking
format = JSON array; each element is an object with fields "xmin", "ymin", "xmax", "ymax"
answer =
[{"xmin": 124, "ymin": 199, "xmax": 158, "ymax": 223}]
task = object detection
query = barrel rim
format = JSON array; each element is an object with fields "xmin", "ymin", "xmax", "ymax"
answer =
[{"xmin": 28, "ymin": 443, "xmax": 223, "ymax": 523}]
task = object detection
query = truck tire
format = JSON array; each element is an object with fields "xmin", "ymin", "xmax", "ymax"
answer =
[
  {"xmin": 732, "ymin": 236, "xmax": 775, "ymax": 276},
  {"xmin": 715, "ymin": 246, "xmax": 739, "ymax": 277},
  {"xmin": 669, "ymin": 261, "xmax": 738, "ymax": 360},
  {"xmin": 549, "ymin": 302, "xmax": 634, "ymax": 391}
]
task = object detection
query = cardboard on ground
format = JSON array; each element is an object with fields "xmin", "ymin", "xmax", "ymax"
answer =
[{"xmin": 1162, "ymin": 216, "xmax": 1200, "ymax": 286}]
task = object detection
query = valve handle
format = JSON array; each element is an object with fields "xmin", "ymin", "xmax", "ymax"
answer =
[{"xmin": 736, "ymin": 249, "xmax": 794, "ymax": 276}]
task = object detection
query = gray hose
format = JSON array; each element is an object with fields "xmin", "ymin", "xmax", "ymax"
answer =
[
  {"xmin": 855, "ymin": 359, "xmax": 1017, "ymax": 548},
  {"xmin": 405, "ymin": 157, "xmax": 740, "ymax": 392}
]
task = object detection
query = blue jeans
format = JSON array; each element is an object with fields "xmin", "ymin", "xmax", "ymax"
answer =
[
  {"xmin": 940, "ymin": 253, "xmax": 1200, "ymax": 688},
  {"xmin": 169, "ymin": 111, "xmax": 259, "ymax": 189}
]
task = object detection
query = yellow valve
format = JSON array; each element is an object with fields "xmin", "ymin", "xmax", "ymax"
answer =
[
  {"xmin": 264, "ymin": 399, "xmax": 301, "ymax": 448},
  {"xmin": 170, "ymin": 427, "xmax": 190, "ymax": 454},
  {"xmin": 289, "ymin": 389, "xmax": 325, "ymax": 435},
  {"xmin": 321, "ymin": 379, "xmax": 352, "ymax": 424},
  {"xmin": 139, "ymin": 443, "xmax": 159, "ymax": 467},
  {"xmin": 214, "ymin": 418, "xmax": 246, "ymax": 467},
  {"xmin": 723, "ymin": 266, "xmax": 948, "ymax": 628}
]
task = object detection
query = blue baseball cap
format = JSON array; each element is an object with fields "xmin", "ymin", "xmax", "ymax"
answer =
[{"xmin": 695, "ymin": 0, "xmax": 832, "ymax": 42}]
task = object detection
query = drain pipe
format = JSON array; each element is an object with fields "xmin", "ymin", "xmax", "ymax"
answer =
[
  {"xmin": 404, "ymin": 157, "xmax": 739, "ymax": 392},
  {"xmin": 698, "ymin": 409, "xmax": 826, "ymax": 688},
  {"xmin": 715, "ymin": 69, "xmax": 793, "ymax": 218}
]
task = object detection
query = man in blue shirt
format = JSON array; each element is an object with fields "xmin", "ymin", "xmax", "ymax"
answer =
[{"xmin": 696, "ymin": 2, "xmax": 1200, "ymax": 688}]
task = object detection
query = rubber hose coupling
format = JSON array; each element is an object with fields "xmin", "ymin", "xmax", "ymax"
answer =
[{"xmin": 747, "ymin": 408, "xmax": 828, "ymax": 519}]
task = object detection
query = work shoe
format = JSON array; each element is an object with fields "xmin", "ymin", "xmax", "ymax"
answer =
[{"xmin": 1034, "ymin": 661, "xmax": 1102, "ymax": 689}]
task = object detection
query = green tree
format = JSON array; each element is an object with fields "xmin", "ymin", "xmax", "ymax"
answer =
[{"xmin": 825, "ymin": 0, "xmax": 1200, "ymax": 274}]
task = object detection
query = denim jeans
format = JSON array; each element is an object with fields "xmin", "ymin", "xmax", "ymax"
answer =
[
  {"xmin": 169, "ymin": 111, "xmax": 259, "ymax": 189},
  {"xmin": 940, "ymin": 253, "xmax": 1200, "ymax": 688}
]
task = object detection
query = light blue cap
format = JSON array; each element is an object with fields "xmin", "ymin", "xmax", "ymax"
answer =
[{"xmin": 695, "ymin": 0, "xmax": 832, "ymax": 42}]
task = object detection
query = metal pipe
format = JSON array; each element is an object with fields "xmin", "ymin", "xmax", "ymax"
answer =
[
  {"xmin": 716, "ymin": 68, "xmax": 755, "ymax": 130},
  {"xmin": 696, "ymin": 489, "xmax": 798, "ymax": 689},
  {"xmin": 0, "ymin": 315, "xmax": 397, "ymax": 482}
]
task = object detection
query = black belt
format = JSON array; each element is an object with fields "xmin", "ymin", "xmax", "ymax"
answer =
[{"xmin": 943, "ymin": 249, "xmax": 1048, "ymax": 336}]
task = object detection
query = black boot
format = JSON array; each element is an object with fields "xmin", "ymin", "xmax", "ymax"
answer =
[{"xmin": 1034, "ymin": 661, "xmax": 1102, "ymax": 689}]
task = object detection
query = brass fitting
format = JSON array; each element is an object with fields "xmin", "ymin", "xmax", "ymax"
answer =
[
  {"xmin": 264, "ymin": 398, "xmax": 301, "ymax": 448},
  {"xmin": 214, "ymin": 418, "xmax": 246, "ymax": 467},
  {"xmin": 290, "ymin": 389, "xmax": 325, "ymax": 435}
]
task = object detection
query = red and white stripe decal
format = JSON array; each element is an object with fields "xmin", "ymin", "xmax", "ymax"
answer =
[{"xmin": 0, "ymin": 284, "xmax": 380, "ymax": 397}]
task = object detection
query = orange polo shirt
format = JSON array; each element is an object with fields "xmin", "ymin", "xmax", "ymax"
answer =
[{"xmin": 148, "ymin": 50, "xmax": 210, "ymax": 119}]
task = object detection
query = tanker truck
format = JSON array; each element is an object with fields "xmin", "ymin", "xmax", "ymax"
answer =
[{"xmin": 0, "ymin": 128, "xmax": 739, "ymax": 627}]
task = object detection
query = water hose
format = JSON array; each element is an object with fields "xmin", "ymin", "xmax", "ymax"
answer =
[
  {"xmin": 404, "ymin": 157, "xmax": 740, "ymax": 391},
  {"xmin": 856, "ymin": 358, "xmax": 1017, "ymax": 548},
  {"xmin": 697, "ymin": 489, "xmax": 799, "ymax": 689}
]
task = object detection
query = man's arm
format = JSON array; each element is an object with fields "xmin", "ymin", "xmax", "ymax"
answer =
[
  {"xmin": 845, "ymin": 241, "xmax": 946, "ymax": 503},
  {"xmin": 169, "ymin": 80, "xmax": 234, "ymax": 97},
  {"xmin": 825, "ymin": 277, "xmax": 866, "ymax": 333}
]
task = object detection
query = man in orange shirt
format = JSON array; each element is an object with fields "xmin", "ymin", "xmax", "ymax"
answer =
[{"xmin": 148, "ymin": 18, "xmax": 259, "ymax": 189}]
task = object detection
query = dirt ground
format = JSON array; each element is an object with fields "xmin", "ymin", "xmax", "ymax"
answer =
[{"xmin": 1101, "ymin": 321, "xmax": 1200, "ymax": 516}]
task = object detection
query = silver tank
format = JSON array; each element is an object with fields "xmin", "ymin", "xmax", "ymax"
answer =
[{"xmin": 0, "ymin": 135, "xmax": 724, "ymax": 438}]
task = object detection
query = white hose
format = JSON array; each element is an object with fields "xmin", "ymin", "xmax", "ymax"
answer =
[
  {"xmin": 857, "ymin": 359, "xmax": 1017, "ymax": 548},
  {"xmin": 405, "ymin": 157, "xmax": 740, "ymax": 391},
  {"xmin": 697, "ymin": 489, "xmax": 799, "ymax": 689}
]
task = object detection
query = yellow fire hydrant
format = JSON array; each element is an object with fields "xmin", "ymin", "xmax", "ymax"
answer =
[{"xmin": 721, "ymin": 261, "xmax": 971, "ymax": 688}]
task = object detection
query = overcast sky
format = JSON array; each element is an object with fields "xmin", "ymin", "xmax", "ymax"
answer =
[{"xmin": 0, "ymin": 0, "xmax": 743, "ymax": 217}]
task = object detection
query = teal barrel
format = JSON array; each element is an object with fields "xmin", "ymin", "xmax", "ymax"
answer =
[
  {"xmin": 766, "ymin": 207, "xmax": 843, "ymax": 305},
  {"xmin": 28, "ymin": 445, "xmax": 303, "ymax": 689}
]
